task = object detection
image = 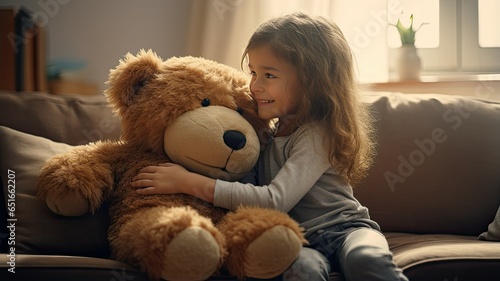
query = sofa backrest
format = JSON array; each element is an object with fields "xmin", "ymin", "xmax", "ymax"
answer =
[
  {"xmin": 356, "ymin": 92, "xmax": 500, "ymax": 236},
  {"xmin": 0, "ymin": 91, "xmax": 121, "ymax": 145}
]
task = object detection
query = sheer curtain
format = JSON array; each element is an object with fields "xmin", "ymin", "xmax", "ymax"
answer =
[{"xmin": 186, "ymin": 0, "xmax": 389, "ymax": 83}]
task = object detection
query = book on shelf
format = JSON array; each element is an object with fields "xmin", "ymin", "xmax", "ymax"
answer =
[
  {"xmin": 14, "ymin": 7, "xmax": 32, "ymax": 91},
  {"xmin": 34, "ymin": 24, "xmax": 47, "ymax": 91},
  {"xmin": 0, "ymin": 6, "xmax": 47, "ymax": 92}
]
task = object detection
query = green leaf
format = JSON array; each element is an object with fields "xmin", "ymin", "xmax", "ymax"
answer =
[{"xmin": 390, "ymin": 14, "xmax": 428, "ymax": 45}]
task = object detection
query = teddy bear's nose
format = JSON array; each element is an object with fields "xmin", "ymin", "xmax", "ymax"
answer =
[{"xmin": 223, "ymin": 130, "xmax": 247, "ymax": 150}]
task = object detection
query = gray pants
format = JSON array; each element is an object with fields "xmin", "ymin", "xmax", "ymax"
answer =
[{"xmin": 281, "ymin": 222, "xmax": 409, "ymax": 281}]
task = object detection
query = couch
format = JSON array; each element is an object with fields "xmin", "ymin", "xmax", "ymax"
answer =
[{"xmin": 1, "ymin": 90, "xmax": 499, "ymax": 281}]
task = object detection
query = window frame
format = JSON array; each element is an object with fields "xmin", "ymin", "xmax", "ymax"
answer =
[
  {"xmin": 388, "ymin": 0, "xmax": 500, "ymax": 76},
  {"xmin": 461, "ymin": 0, "xmax": 500, "ymax": 72}
]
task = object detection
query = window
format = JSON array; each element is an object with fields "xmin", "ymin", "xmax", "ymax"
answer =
[
  {"xmin": 478, "ymin": 0, "xmax": 500, "ymax": 47},
  {"xmin": 388, "ymin": 0, "xmax": 500, "ymax": 75}
]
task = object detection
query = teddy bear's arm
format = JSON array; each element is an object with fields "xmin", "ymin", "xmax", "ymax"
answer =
[{"xmin": 36, "ymin": 141, "xmax": 116, "ymax": 216}]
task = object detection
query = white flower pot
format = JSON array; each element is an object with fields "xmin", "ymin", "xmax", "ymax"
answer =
[{"xmin": 396, "ymin": 45, "xmax": 422, "ymax": 81}]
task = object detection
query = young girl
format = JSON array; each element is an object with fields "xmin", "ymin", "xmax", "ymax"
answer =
[{"xmin": 132, "ymin": 12, "xmax": 408, "ymax": 281}]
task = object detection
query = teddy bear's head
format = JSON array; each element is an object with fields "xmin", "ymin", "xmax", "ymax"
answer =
[{"xmin": 104, "ymin": 50, "xmax": 269, "ymax": 181}]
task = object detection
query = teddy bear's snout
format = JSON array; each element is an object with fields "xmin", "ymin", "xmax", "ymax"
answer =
[
  {"xmin": 163, "ymin": 105, "xmax": 260, "ymax": 181},
  {"xmin": 223, "ymin": 130, "xmax": 246, "ymax": 150}
]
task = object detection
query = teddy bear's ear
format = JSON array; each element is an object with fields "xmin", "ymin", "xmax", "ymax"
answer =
[{"xmin": 105, "ymin": 49, "xmax": 163, "ymax": 113}]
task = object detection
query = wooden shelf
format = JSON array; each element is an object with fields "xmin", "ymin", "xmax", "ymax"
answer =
[{"xmin": 48, "ymin": 80, "xmax": 99, "ymax": 96}]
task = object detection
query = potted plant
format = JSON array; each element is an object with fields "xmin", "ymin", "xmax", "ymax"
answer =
[
  {"xmin": 390, "ymin": 14, "xmax": 428, "ymax": 80},
  {"xmin": 390, "ymin": 14, "xmax": 428, "ymax": 45}
]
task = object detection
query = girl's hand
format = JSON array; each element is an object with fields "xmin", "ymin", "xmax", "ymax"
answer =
[
  {"xmin": 131, "ymin": 163, "xmax": 189, "ymax": 195},
  {"xmin": 131, "ymin": 163, "xmax": 216, "ymax": 203}
]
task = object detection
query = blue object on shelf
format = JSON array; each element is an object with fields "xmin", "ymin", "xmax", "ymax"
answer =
[{"xmin": 47, "ymin": 58, "xmax": 86, "ymax": 80}]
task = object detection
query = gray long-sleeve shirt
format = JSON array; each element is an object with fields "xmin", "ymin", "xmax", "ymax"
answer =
[{"xmin": 214, "ymin": 122, "xmax": 379, "ymax": 238}]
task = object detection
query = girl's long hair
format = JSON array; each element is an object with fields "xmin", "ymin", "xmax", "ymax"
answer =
[{"xmin": 241, "ymin": 12, "xmax": 376, "ymax": 185}]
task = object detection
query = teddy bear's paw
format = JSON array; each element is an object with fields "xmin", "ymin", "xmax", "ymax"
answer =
[
  {"xmin": 161, "ymin": 226, "xmax": 222, "ymax": 281},
  {"xmin": 36, "ymin": 144, "xmax": 113, "ymax": 215},
  {"xmin": 243, "ymin": 225, "xmax": 303, "ymax": 279},
  {"xmin": 219, "ymin": 207, "xmax": 306, "ymax": 279},
  {"xmin": 45, "ymin": 190, "xmax": 90, "ymax": 216}
]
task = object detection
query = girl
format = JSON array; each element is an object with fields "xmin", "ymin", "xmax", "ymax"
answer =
[{"xmin": 132, "ymin": 12, "xmax": 408, "ymax": 281}]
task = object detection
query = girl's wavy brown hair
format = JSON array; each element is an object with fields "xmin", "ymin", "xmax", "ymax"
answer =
[{"xmin": 241, "ymin": 12, "xmax": 376, "ymax": 185}]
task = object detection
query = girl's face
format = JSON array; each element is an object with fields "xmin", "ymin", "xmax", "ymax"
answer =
[{"xmin": 247, "ymin": 44, "xmax": 302, "ymax": 123}]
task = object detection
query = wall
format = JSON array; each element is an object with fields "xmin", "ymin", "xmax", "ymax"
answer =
[{"xmin": 1, "ymin": 0, "xmax": 192, "ymax": 92}]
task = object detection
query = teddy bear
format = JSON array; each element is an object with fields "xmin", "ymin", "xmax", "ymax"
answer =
[{"xmin": 36, "ymin": 50, "xmax": 305, "ymax": 281}]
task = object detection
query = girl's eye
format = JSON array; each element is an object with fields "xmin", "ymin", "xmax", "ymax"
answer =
[{"xmin": 249, "ymin": 71, "xmax": 276, "ymax": 79}]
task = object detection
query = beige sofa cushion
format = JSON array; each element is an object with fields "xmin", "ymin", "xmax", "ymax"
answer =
[
  {"xmin": 357, "ymin": 92, "xmax": 500, "ymax": 236},
  {"xmin": 386, "ymin": 232, "xmax": 500, "ymax": 278}
]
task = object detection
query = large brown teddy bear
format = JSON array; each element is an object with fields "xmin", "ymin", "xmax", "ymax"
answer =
[{"xmin": 36, "ymin": 50, "xmax": 305, "ymax": 281}]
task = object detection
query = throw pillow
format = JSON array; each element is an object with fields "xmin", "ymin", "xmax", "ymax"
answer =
[{"xmin": 0, "ymin": 126, "xmax": 110, "ymax": 257}]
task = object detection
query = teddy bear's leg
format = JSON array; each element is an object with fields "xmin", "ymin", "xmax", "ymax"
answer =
[
  {"xmin": 218, "ymin": 206, "xmax": 306, "ymax": 279},
  {"xmin": 112, "ymin": 206, "xmax": 226, "ymax": 281}
]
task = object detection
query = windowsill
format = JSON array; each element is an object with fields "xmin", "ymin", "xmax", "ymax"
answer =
[
  {"xmin": 366, "ymin": 73, "xmax": 500, "ymax": 101},
  {"xmin": 379, "ymin": 73, "xmax": 500, "ymax": 84},
  {"xmin": 418, "ymin": 73, "xmax": 500, "ymax": 83}
]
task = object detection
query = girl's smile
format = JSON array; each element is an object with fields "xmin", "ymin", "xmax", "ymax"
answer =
[{"xmin": 256, "ymin": 99, "xmax": 275, "ymax": 104}]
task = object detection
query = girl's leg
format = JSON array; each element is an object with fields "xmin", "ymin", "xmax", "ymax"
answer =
[
  {"xmin": 282, "ymin": 247, "xmax": 331, "ymax": 281},
  {"xmin": 338, "ymin": 228, "xmax": 408, "ymax": 281},
  {"xmin": 246, "ymin": 247, "xmax": 330, "ymax": 281}
]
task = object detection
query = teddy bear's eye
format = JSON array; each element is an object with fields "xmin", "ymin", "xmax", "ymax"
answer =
[
  {"xmin": 236, "ymin": 107, "xmax": 243, "ymax": 115},
  {"xmin": 201, "ymin": 98, "xmax": 210, "ymax": 107}
]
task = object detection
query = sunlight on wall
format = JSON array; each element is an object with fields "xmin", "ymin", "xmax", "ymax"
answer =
[
  {"xmin": 332, "ymin": 0, "xmax": 389, "ymax": 83},
  {"xmin": 193, "ymin": 0, "xmax": 390, "ymax": 83}
]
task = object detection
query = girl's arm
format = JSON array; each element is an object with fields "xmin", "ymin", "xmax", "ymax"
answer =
[
  {"xmin": 214, "ymin": 125, "xmax": 332, "ymax": 212},
  {"xmin": 132, "ymin": 124, "xmax": 334, "ymax": 213},
  {"xmin": 132, "ymin": 163, "xmax": 216, "ymax": 203}
]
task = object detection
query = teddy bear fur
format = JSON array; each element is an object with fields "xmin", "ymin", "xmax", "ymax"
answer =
[{"xmin": 36, "ymin": 50, "xmax": 305, "ymax": 281}]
